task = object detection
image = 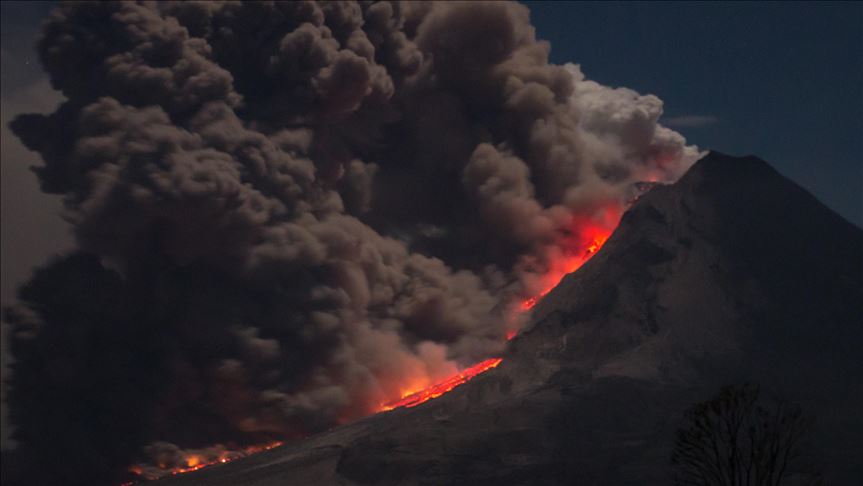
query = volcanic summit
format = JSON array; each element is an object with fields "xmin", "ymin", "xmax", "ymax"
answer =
[{"xmin": 153, "ymin": 152, "xmax": 863, "ymax": 485}]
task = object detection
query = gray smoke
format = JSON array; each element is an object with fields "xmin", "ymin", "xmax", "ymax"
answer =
[{"xmin": 4, "ymin": 2, "xmax": 698, "ymax": 484}]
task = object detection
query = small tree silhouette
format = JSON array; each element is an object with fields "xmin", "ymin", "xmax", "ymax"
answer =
[{"xmin": 671, "ymin": 383, "xmax": 822, "ymax": 486}]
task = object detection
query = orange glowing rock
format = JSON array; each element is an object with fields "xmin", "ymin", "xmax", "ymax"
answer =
[
  {"xmin": 378, "ymin": 358, "xmax": 503, "ymax": 412},
  {"xmin": 128, "ymin": 441, "xmax": 283, "ymax": 481},
  {"xmin": 378, "ymin": 224, "xmax": 613, "ymax": 413},
  {"xmin": 520, "ymin": 231, "xmax": 610, "ymax": 311},
  {"xmin": 125, "ymin": 217, "xmax": 615, "ymax": 482},
  {"xmin": 520, "ymin": 295, "xmax": 540, "ymax": 311}
]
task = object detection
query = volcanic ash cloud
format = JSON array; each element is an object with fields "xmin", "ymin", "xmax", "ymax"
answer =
[{"xmin": 4, "ymin": 1, "xmax": 699, "ymax": 483}]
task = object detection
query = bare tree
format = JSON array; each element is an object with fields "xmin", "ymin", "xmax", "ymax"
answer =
[{"xmin": 671, "ymin": 383, "xmax": 822, "ymax": 486}]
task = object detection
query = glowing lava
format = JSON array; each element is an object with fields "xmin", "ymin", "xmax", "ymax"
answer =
[
  {"xmin": 520, "ymin": 228, "xmax": 611, "ymax": 311},
  {"xmin": 127, "ymin": 441, "xmax": 283, "ymax": 482},
  {"xmin": 378, "ymin": 358, "xmax": 503, "ymax": 411},
  {"xmin": 125, "ymin": 215, "xmax": 616, "ymax": 481},
  {"xmin": 378, "ymin": 220, "xmax": 614, "ymax": 413}
]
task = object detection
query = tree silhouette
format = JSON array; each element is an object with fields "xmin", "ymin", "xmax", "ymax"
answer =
[{"xmin": 671, "ymin": 383, "xmax": 822, "ymax": 486}]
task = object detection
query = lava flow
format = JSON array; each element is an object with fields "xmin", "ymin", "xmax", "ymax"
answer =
[
  {"xmin": 520, "ymin": 228, "xmax": 612, "ymax": 311},
  {"xmin": 126, "ymin": 441, "xmax": 283, "ymax": 482},
  {"xmin": 378, "ymin": 220, "xmax": 615, "ymax": 413},
  {"xmin": 126, "ymin": 220, "xmax": 615, "ymax": 481},
  {"xmin": 378, "ymin": 358, "xmax": 503, "ymax": 411}
]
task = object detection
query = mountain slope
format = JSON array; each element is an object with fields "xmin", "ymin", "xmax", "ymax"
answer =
[{"xmin": 159, "ymin": 152, "xmax": 863, "ymax": 485}]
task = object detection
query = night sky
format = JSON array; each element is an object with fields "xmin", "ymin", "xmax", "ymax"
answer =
[
  {"xmin": 526, "ymin": 1, "xmax": 862, "ymax": 226},
  {"xmin": 2, "ymin": 2, "xmax": 860, "ymax": 308}
]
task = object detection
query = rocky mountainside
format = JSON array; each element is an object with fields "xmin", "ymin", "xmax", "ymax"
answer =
[{"xmin": 158, "ymin": 152, "xmax": 862, "ymax": 485}]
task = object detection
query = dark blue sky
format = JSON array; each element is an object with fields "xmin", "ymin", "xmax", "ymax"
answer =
[{"xmin": 526, "ymin": 1, "xmax": 862, "ymax": 225}]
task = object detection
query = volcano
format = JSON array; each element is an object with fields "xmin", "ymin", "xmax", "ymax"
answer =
[{"xmin": 150, "ymin": 152, "xmax": 863, "ymax": 485}]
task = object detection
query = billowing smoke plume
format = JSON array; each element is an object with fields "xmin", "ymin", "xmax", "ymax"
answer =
[{"xmin": 3, "ymin": 1, "xmax": 699, "ymax": 484}]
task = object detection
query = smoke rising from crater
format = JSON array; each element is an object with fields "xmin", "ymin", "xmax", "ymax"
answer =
[{"xmin": 4, "ymin": 1, "xmax": 699, "ymax": 483}]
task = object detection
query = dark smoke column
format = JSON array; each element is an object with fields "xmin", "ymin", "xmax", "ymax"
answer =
[{"xmin": 3, "ymin": 2, "xmax": 698, "ymax": 484}]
